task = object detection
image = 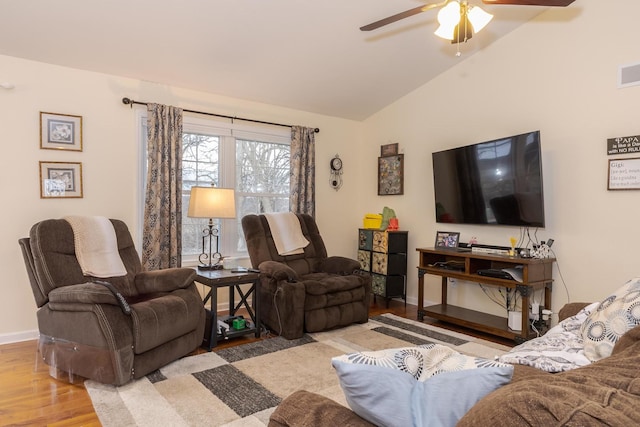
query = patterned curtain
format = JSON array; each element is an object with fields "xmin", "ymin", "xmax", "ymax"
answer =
[
  {"xmin": 290, "ymin": 126, "xmax": 316, "ymax": 217},
  {"xmin": 142, "ymin": 103, "xmax": 183, "ymax": 270}
]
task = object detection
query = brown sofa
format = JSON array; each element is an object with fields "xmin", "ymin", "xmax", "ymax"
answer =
[
  {"xmin": 241, "ymin": 213, "xmax": 371, "ymax": 339},
  {"xmin": 268, "ymin": 302, "xmax": 640, "ymax": 426}
]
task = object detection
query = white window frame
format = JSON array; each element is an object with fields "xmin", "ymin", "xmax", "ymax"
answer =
[{"xmin": 137, "ymin": 111, "xmax": 291, "ymax": 266}]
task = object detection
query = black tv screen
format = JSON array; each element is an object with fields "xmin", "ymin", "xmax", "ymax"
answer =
[{"xmin": 432, "ymin": 130, "xmax": 545, "ymax": 227}]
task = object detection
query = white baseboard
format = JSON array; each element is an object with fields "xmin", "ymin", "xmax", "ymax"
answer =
[{"xmin": 0, "ymin": 329, "xmax": 39, "ymax": 345}]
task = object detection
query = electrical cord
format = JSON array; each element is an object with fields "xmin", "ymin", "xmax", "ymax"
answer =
[
  {"xmin": 272, "ymin": 286, "xmax": 283, "ymax": 337},
  {"xmin": 479, "ymin": 283, "xmax": 507, "ymax": 309},
  {"xmin": 550, "ymin": 248, "xmax": 571, "ymax": 304},
  {"xmin": 531, "ymin": 318, "xmax": 540, "ymax": 337}
]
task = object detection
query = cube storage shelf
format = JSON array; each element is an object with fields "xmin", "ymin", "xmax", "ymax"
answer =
[{"xmin": 358, "ymin": 229, "xmax": 408, "ymax": 306}]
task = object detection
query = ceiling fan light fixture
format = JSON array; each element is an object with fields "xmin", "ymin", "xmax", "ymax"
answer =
[
  {"xmin": 434, "ymin": 1, "xmax": 462, "ymax": 40},
  {"xmin": 435, "ymin": 1, "xmax": 494, "ymax": 41}
]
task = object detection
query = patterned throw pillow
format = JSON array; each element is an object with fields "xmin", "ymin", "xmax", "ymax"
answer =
[
  {"xmin": 332, "ymin": 343, "xmax": 509, "ymax": 381},
  {"xmin": 581, "ymin": 277, "xmax": 640, "ymax": 361},
  {"xmin": 331, "ymin": 344, "xmax": 513, "ymax": 427}
]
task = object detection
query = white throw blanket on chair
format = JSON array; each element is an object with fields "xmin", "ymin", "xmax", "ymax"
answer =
[
  {"xmin": 64, "ymin": 215, "xmax": 127, "ymax": 278},
  {"xmin": 264, "ymin": 212, "xmax": 310, "ymax": 256}
]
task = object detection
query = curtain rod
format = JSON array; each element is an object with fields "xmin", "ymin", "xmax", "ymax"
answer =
[{"xmin": 121, "ymin": 97, "xmax": 319, "ymax": 133}]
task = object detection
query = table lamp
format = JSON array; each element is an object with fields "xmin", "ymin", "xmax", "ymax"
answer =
[{"xmin": 187, "ymin": 186, "xmax": 236, "ymax": 270}]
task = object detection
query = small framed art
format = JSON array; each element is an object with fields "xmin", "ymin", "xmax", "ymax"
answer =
[
  {"xmin": 435, "ymin": 231, "xmax": 460, "ymax": 248},
  {"xmin": 378, "ymin": 154, "xmax": 404, "ymax": 195},
  {"xmin": 39, "ymin": 161, "xmax": 83, "ymax": 198},
  {"xmin": 380, "ymin": 143, "xmax": 399, "ymax": 157},
  {"xmin": 40, "ymin": 112, "xmax": 83, "ymax": 151}
]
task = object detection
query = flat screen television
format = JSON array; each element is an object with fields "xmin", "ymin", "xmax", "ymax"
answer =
[{"xmin": 432, "ymin": 130, "xmax": 545, "ymax": 227}]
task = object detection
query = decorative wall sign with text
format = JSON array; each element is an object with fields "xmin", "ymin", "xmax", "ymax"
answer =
[
  {"xmin": 608, "ymin": 157, "xmax": 640, "ymax": 190},
  {"xmin": 607, "ymin": 135, "xmax": 640, "ymax": 155}
]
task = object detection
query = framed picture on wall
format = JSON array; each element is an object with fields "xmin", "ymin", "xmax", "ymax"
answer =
[
  {"xmin": 40, "ymin": 112, "xmax": 83, "ymax": 151},
  {"xmin": 39, "ymin": 161, "xmax": 83, "ymax": 198},
  {"xmin": 435, "ymin": 231, "xmax": 460, "ymax": 248},
  {"xmin": 378, "ymin": 154, "xmax": 404, "ymax": 195},
  {"xmin": 380, "ymin": 143, "xmax": 399, "ymax": 157},
  {"xmin": 608, "ymin": 157, "xmax": 640, "ymax": 190}
]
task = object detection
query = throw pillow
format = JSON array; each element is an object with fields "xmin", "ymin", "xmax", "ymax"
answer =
[
  {"xmin": 331, "ymin": 361, "xmax": 415, "ymax": 427},
  {"xmin": 581, "ymin": 277, "xmax": 640, "ymax": 361},
  {"xmin": 411, "ymin": 366, "xmax": 513, "ymax": 427},
  {"xmin": 332, "ymin": 343, "xmax": 506, "ymax": 381},
  {"xmin": 331, "ymin": 344, "xmax": 513, "ymax": 427}
]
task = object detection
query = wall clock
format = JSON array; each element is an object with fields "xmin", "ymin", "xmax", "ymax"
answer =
[{"xmin": 330, "ymin": 154, "xmax": 343, "ymax": 190}]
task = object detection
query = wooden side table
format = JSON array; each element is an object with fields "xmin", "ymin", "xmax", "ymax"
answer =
[{"xmin": 194, "ymin": 269, "xmax": 261, "ymax": 350}]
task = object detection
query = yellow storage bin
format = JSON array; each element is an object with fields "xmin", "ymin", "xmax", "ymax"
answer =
[{"xmin": 363, "ymin": 214, "xmax": 382, "ymax": 229}]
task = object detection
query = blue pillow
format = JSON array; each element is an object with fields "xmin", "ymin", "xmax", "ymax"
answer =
[
  {"xmin": 411, "ymin": 366, "xmax": 514, "ymax": 427},
  {"xmin": 332, "ymin": 359, "xmax": 415, "ymax": 427}
]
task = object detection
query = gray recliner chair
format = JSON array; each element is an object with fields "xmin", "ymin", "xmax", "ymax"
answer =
[
  {"xmin": 19, "ymin": 218, "xmax": 205, "ymax": 386},
  {"xmin": 241, "ymin": 213, "xmax": 371, "ymax": 340}
]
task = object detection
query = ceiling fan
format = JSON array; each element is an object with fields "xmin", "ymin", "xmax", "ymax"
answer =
[{"xmin": 360, "ymin": 0, "xmax": 575, "ymax": 43}]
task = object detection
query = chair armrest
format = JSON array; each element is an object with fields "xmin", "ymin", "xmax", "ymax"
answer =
[
  {"xmin": 134, "ymin": 268, "xmax": 196, "ymax": 294},
  {"xmin": 317, "ymin": 256, "xmax": 361, "ymax": 274},
  {"xmin": 558, "ymin": 302, "xmax": 591, "ymax": 322},
  {"xmin": 258, "ymin": 260, "xmax": 299, "ymax": 282},
  {"xmin": 47, "ymin": 282, "xmax": 120, "ymax": 306}
]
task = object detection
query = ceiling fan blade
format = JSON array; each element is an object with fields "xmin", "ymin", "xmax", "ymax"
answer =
[
  {"xmin": 360, "ymin": 2, "xmax": 444, "ymax": 31},
  {"xmin": 482, "ymin": 0, "xmax": 575, "ymax": 5}
]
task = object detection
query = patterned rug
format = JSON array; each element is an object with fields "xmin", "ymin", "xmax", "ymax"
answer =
[{"xmin": 85, "ymin": 314, "xmax": 511, "ymax": 426}]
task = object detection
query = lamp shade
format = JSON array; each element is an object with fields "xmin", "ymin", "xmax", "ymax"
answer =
[
  {"xmin": 187, "ymin": 187, "xmax": 236, "ymax": 219},
  {"xmin": 434, "ymin": 1, "xmax": 461, "ymax": 40},
  {"xmin": 467, "ymin": 4, "xmax": 493, "ymax": 33}
]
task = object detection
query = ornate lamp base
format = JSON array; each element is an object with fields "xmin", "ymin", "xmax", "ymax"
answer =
[{"xmin": 197, "ymin": 263, "xmax": 223, "ymax": 271}]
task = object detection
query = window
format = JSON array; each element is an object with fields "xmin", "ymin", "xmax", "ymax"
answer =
[{"xmin": 139, "ymin": 113, "xmax": 291, "ymax": 265}]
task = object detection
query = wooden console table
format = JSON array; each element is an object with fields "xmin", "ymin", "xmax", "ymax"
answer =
[{"xmin": 416, "ymin": 247, "xmax": 555, "ymax": 343}]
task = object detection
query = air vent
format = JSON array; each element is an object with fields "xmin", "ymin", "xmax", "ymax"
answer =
[{"xmin": 619, "ymin": 62, "xmax": 640, "ymax": 88}]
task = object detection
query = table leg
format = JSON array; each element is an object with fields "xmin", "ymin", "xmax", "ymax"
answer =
[
  {"xmin": 253, "ymin": 279, "xmax": 261, "ymax": 338},
  {"xmin": 228, "ymin": 285, "xmax": 235, "ymax": 315},
  {"xmin": 417, "ymin": 268, "xmax": 425, "ymax": 321},
  {"xmin": 207, "ymin": 287, "xmax": 219, "ymax": 350},
  {"xmin": 441, "ymin": 276, "xmax": 448, "ymax": 306}
]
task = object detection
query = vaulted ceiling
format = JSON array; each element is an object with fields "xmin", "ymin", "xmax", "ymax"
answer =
[{"xmin": 0, "ymin": 1, "xmax": 550, "ymax": 120}]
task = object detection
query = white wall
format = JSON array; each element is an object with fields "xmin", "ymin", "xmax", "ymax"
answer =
[
  {"xmin": 0, "ymin": 54, "xmax": 364, "ymax": 341},
  {"xmin": 362, "ymin": 0, "xmax": 640, "ymax": 318}
]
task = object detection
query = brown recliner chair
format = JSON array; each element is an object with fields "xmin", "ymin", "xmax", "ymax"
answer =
[
  {"xmin": 241, "ymin": 213, "xmax": 371, "ymax": 339},
  {"xmin": 18, "ymin": 218, "xmax": 205, "ymax": 386}
]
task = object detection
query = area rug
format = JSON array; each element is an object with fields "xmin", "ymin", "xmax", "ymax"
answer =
[{"xmin": 85, "ymin": 314, "xmax": 512, "ymax": 426}]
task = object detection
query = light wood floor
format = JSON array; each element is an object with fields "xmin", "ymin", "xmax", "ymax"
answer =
[{"xmin": 0, "ymin": 300, "xmax": 512, "ymax": 426}]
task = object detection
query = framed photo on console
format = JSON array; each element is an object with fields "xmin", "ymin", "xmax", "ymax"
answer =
[{"xmin": 435, "ymin": 231, "xmax": 460, "ymax": 248}]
